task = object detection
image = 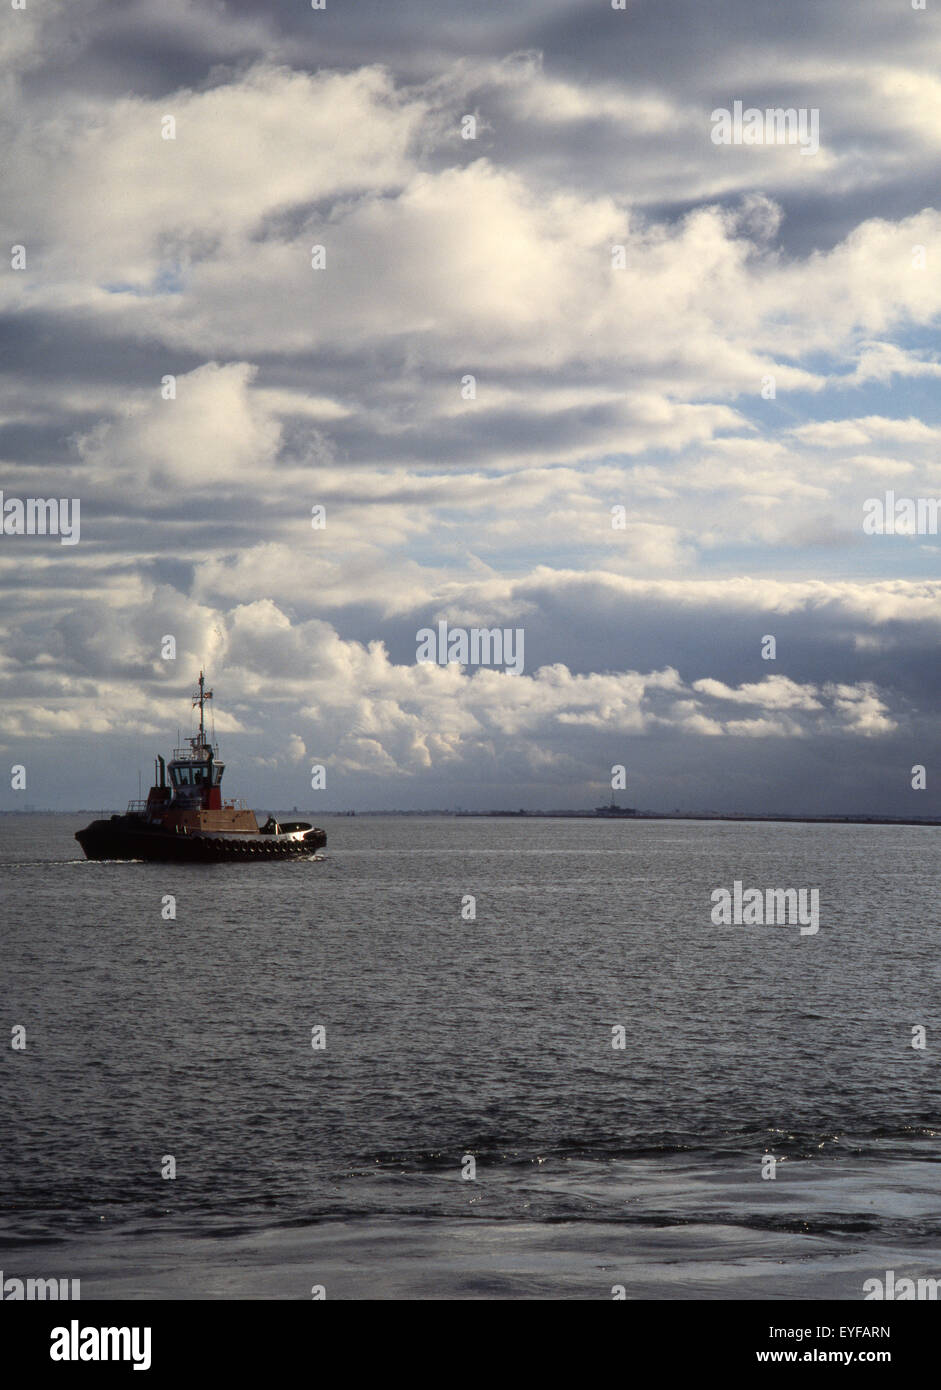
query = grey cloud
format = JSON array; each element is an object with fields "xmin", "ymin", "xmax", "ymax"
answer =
[{"xmin": 2, "ymin": 0, "xmax": 940, "ymax": 816}]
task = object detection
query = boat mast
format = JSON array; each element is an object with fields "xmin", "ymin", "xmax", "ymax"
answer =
[{"xmin": 192, "ymin": 671, "xmax": 213, "ymax": 750}]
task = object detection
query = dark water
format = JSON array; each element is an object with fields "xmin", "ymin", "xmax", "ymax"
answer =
[{"xmin": 1, "ymin": 813, "xmax": 940, "ymax": 1298}]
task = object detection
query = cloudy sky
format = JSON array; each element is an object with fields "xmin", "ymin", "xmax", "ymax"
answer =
[{"xmin": 1, "ymin": 0, "xmax": 940, "ymax": 813}]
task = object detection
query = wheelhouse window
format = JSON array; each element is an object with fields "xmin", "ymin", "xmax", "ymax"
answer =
[{"xmin": 170, "ymin": 760, "xmax": 217, "ymax": 788}]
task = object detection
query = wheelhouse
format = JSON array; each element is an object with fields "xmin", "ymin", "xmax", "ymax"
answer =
[{"xmin": 168, "ymin": 756, "xmax": 224, "ymax": 789}]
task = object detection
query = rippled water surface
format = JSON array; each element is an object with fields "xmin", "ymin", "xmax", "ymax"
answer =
[{"xmin": 1, "ymin": 813, "xmax": 939, "ymax": 1297}]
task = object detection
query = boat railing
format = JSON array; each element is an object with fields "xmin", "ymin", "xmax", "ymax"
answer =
[
  {"xmin": 223, "ymin": 798, "xmax": 249, "ymax": 810},
  {"xmin": 171, "ymin": 745, "xmax": 219, "ymax": 761},
  {"xmin": 125, "ymin": 800, "xmax": 148, "ymax": 814}
]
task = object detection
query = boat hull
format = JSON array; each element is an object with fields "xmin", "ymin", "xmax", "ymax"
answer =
[{"xmin": 75, "ymin": 816, "xmax": 326, "ymax": 863}]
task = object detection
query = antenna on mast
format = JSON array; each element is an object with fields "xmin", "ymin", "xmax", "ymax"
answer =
[{"xmin": 192, "ymin": 671, "xmax": 213, "ymax": 749}]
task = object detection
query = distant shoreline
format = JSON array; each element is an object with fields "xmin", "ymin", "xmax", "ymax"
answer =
[
  {"xmin": 455, "ymin": 811, "xmax": 941, "ymax": 827},
  {"xmin": 457, "ymin": 811, "xmax": 941, "ymax": 827},
  {"xmin": 5, "ymin": 808, "xmax": 941, "ymax": 828}
]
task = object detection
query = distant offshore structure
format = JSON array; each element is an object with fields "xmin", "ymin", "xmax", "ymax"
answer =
[{"xmin": 594, "ymin": 796, "xmax": 637, "ymax": 818}]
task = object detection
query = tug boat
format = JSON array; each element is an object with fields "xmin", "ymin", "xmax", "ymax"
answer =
[{"xmin": 75, "ymin": 673, "xmax": 326, "ymax": 863}]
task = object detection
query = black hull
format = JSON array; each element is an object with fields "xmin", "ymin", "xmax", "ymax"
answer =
[{"xmin": 75, "ymin": 817, "xmax": 326, "ymax": 863}]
